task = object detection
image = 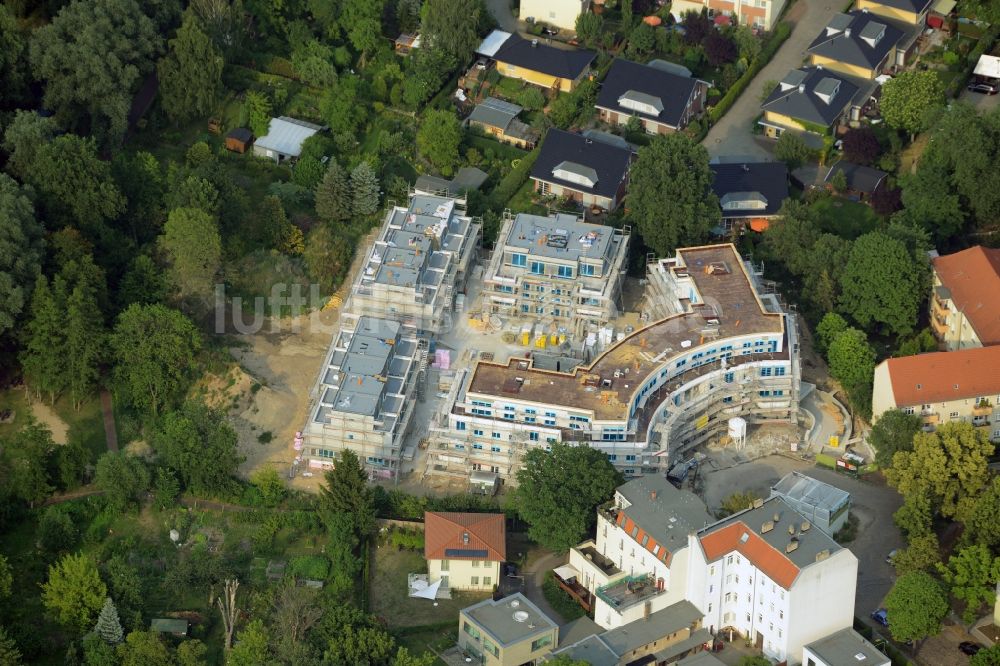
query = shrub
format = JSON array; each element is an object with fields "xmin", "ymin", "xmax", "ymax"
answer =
[
  {"xmin": 289, "ymin": 555, "xmax": 331, "ymax": 580},
  {"xmin": 388, "ymin": 528, "xmax": 425, "ymax": 550}
]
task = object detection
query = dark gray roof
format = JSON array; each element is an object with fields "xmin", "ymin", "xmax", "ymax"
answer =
[
  {"xmin": 762, "ymin": 67, "xmax": 859, "ymax": 128},
  {"xmin": 599, "ymin": 601, "xmax": 703, "ymax": 655},
  {"xmin": 804, "ymin": 628, "xmax": 891, "ymax": 666},
  {"xmin": 552, "ymin": 634, "xmax": 619, "ymax": 666},
  {"xmin": 678, "ymin": 653, "xmax": 728, "ymax": 666},
  {"xmin": 491, "ymin": 33, "xmax": 596, "ymax": 80},
  {"xmin": 597, "ymin": 58, "xmax": 701, "ymax": 129},
  {"xmin": 531, "ymin": 129, "xmax": 632, "ymax": 199},
  {"xmin": 710, "ymin": 162, "xmax": 789, "ymax": 218},
  {"xmin": 808, "ymin": 11, "xmax": 907, "ymax": 70},
  {"xmin": 226, "ymin": 127, "xmax": 253, "ymax": 142},
  {"xmin": 414, "ymin": 167, "xmax": 489, "ymax": 196},
  {"xmin": 865, "ymin": 0, "xmax": 932, "ymax": 13},
  {"xmin": 648, "ymin": 59, "xmax": 693, "ymax": 78},
  {"xmin": 557, "ymin": 616, "xmax": 604, "ymax": 648},
  {"xmin": 617, "ymin": 475, "xmax": 714, "ymax": 557},
  {"xmin": 468, "ymin": 97, "xmax": 523, "ymax": 131},
  {"xmin": 824, "ymin": 160, "xmax": 887, "ymax": 193}
]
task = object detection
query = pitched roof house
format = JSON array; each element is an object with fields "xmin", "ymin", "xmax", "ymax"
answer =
[
  {"xmin": 760, "ymin": 67, "xmax": 867, "ymax": 137},
  {"xmin": 596, "ymin": 59, "xmax": 708, "ymax": 134},
  {"xmin": 467, "ymin": 97, "xmax": 539, "ymax": 149},
  {"xmin": 710, "ymin": 161, "xmax": 789, "ymax": 231},
  {"xmin": 930, "ymin": 246, "xmax": 1000, "ymax": 349},
  {"xmin": 807, "ymin": 10, "xmax": 917, "ymax": 79},
  {"xmin": 253, "ymin": 116, "xmax": 325, "ymax": 163},
  {"xmin": 855, "ymin": 0, "xmax": 934, "ymax": 25},
  {"xmin": 530, "ymin": 129, "xmax": 633, "ymax": 211},
  {"xmin": 824, "ymin": 160, "xmax": 888, "ymax": 198},
  {"xmin": 425, "ymin": 512, "xmax": 506, "ymax": 592},
  {"xmin": 476, "ymin": 30, "xmax": 596, "ymax": 92}
]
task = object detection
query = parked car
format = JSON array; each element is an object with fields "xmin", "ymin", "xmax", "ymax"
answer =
[
  {"xmin": 968, "ymin": 82, "xmax": 999, "ymax": 95},
  {"xmin": 886, "ymin": 549, "xmax": 899, "ymax": 564},
  {"xmin": 541, "ymin": 25, "xmax": 559, "ymax": 36},
  {"xmin": 959, "ymin": 642, "xmax": 982, "ymax": 656},
  {"xmin": 871, "ymin": 608, "xmax": 889, "ymax": 627}
]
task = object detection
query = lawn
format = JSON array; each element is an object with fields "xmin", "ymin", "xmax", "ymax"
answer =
[
  {"xmin": 505, "ymin": 179, "xmax": 547, "ymax": 216},
  {"xmin": 0, "ymin": 390, "xmax": 106, "ymax": 461},
  {"xmin": 368, "ymin": 546, "xmax": 488, "ymax": 628},
  {"xmin": 812, "ymin": 196, "xmax": 880, "ymax": 240},
  {"xmin": 393, "ymin": 624, "xmax": 455, "ymax": 666}
]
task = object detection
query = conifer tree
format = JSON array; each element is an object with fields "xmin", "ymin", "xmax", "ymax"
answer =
[
  {"xmin": 94, "ymin": 597, "xmax": 124, "ymax": 644},
  {"xmin": 64, "ymin": 284, "xmax": 105, "ymax": 410},
  {"xmin": 350, "ymin": 162, "xmax": 380, "ymax": 218},
  {"xmin": 315, "ymin": 162, "xmax": 351, "ymax": 223},
  {"xmin": 21, "ymin": 275, "xmax": 66, "ymax": 403}
]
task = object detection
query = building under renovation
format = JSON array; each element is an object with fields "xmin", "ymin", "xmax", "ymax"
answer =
[
  {"xmin": 425, "ymin": 244, "xmax": 800, "ymax": 483},
  {"xmin": 302, "ymin": 317, "xmax": 419, "ymax": 478},
  {"xmin": 481, "ymin": 211, "xmax": 630, "ymax": 340},
  {"xmin": 340, "ymin": 194, "xmax": 480, "ymax": 336}
]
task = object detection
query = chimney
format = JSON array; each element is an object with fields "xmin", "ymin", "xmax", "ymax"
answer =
[
  {"xmin": 815, "ymin": 549, "xmax": 830, "ymax": 562},
  {"xmin": 786, "ymin": 539, "xmax": 799, "ymax": 554},
  {"xmin": 798, "ymin": 84, "xmax": 805, "ymax": 94},
  {"xmin": 773, "ymin": 512, "xmax": 780, "ymax": 523},
  {"xmin": 644, "ymin": 601, "xmax": 652, "ymax": 621},
  {"xmin": 787, "ymin": 524, "xmax": 795, "ymax": 536},
  {"xmin": 801, "ymin": 521, "xmax": 811, "ymax": 532},
  {"xmin": 650, "ymin": 490, "xmax": 658, "ymax": 501},
  {"xmin": 845, "ymin": 28, "xmax": 852, "ymax": 37},
  {"xmin": 761, "ymin": 520, "xmax": 774, "ymax": 534}
]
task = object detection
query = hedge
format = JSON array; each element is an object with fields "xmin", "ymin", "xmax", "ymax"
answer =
[
  {"xmin": 489, "ymin": 147, "xmax": 541, "ymax": 208},
  {"xmin": 708, "ymin": 21, "xmax": 792, "ymax": 124}
]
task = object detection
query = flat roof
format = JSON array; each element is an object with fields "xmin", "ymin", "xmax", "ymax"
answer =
[
  {"xmin": 805, "ymin": 627, "xmax": 890, "ymax": 665},
  {"xmin": 466, "ymin": 244, "xmax": 784, "ymax": 421},
  {"xmin": 504, "ymin": 212, "xmax": 616, "ymax": 263},
  {"xmin": 771, "ymin": 471, "xmax": 851, "ymax": 512},
  {"xmin": 462, "ymin": 594, "xmax": 557, "ymax": 647}
]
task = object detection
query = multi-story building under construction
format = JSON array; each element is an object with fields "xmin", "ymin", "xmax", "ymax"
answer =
[{"xmin": 426, "ymin": 243, "xmax": 801, "ymax": 483}]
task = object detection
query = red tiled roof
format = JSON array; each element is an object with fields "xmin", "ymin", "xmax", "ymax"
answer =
[
  {"xmin": 933, "ymin": 246, "xmax": 1000, "ymax": 345},
  {"xmin": 424, "ymin": 512, "xmax": 506, "ymax": 562},
  {"xmin": 883, "ymin": 346, "xmax": 1000, "ymax": 406},
  {"xmin": 699, "ymin": 522, "xmax": 800, "ymax": 589}
]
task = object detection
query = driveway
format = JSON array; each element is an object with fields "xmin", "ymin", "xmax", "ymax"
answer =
[
  {"xmin": 699, "ymin": 455, "xmax": 905, "ymax": 619},
  {"xmin": 485, "ymin": 0, "xmax": 518, "ymax": 33},
  {"xmin": 959, "ymin": 87, "xmax": 1000, "ymax": 113},
  {"xmin": 521, "ymin": 549, "xmax": 569, "ymax": 623},
  {"xmin": 703, "ymin": 0, "xmax": 847, "ymax": 159}
]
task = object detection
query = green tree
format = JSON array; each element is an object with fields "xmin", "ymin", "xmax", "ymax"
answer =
[
  {"xmin": 894, "ymin": 490, "xmax": 933, "ymax": 537},
  {"xmin": 41, "ymin": 553, "xmax": 108, "ymax": 633},
  {"xmin": 884, "ymin": 571, "xmax": 948, "ymax": 643},
  {"xmin": 886, "ymin": 422, "xmax": 994, "ymax": 522},
  {"xmin": 732, "ymin": 25, "xmax": 760, "ymax": 63},
  {"xmin": 111, "ymin": 303, "xmax": 201, "ymax": 415},
  {"xmin": 292, "ymin": 39, "xmax": 337, "ymax": 87},
  {"xmin": 24, "ymin": 134, "xmax": 126, "ymax": 233},
  {"xmin": 830, "ymin": 168, "xmax": 848, "ymax": 193},
  {"xmin": 826, "ymin": 328, "xmax": 875, "ymax": 417},
  {"xmin": 151, "ymin": 401, "xmax": 243, "ymax": 495},
  {"xmin": 738, "ymin": 657, "xmax": 772, "ymax": 666},
  {"xmin": 341, "ymin": 0, "xmax": 386, "ymax": 63},
  {"xmin": 1, "ymin": 110, "xmax": 56, "ymax": 180},
  {"xmin": 251, "ymin": 467, "xmax": 286, "ymax": 507},
  {"xmin": 38, "ymin": 506, "xmax": 78, "ymax": 552},
  {"xmin": 176, "ymin": 640, "xmax": 208, "ymax": 666},
  {"xmin": 117, "ymin": 631, "xmax": 172, "ymax": 666},
  {"xmin": 254, "ymin": 195, "xmax": 292, "ymax": 250},
  {"xmin": 515, "ymin": 443, "xmax": 623, "ymax": 552},
  {"xmin": 159, "ymin": 207, "xmax": 221, "ymax": 301},
  {"xmin": 420, "ymin": 0, "xmax": 485, "ymax": 63},
  {"xmin": 774, "ymin": 131, "xmax": 813, "ymax": 170},
  {"xmin": 0, "ymin": 175, "xmax": 44, "ymax": 337},
  {"xmin": 0, "ymin": 554, "xmax": 12, "ymax": 599},
  {"xmin": 0, "ymin": 625, "xmax": 20, "ymax": 664},
  {"xmin": 20, "ymin": 276, "xmax": 66, "ymax": 403},
  {"xmin": 102, "ymin": 557, "xmax": 144, "ymax": 631},
  {"xmin": 546, "ymin": 656, "xmax": 591, "ymax": 666},
  {"xmin": 967, "ymin": 477, "xmax": 1000, "ymax": 550},
  {"xmin": 158, "ymin": 10, "xmax": 224, "ymax": 124},
  {"xmin": 939, "ymin": 544, "xmax": 1000, "ymax": 622},
  {"xmin": 0, "ymin": 5, "xmax": 27, "ymax": 109},
  {"xmin": 94, "ymin": 598, "xmax": 124, "ymax": 645},
  {"xmin": 627, "ymin": 133, "xmax": 718, "ymax": 256},
  {"xmin": 303, "ymin": 224, "xmax": 354, "ymax": 293},
  {"xmin": 892, "ymin": 533, "xmax": 940, "ymax": 575},
  {"xmin": 575, "ymin": 12, "xmax": 603, "ymax": 47},
  {"xmin": 972, "ymin": 646, "xmax": 1000, "ymax": 666},
  {"xmin": 153, "ymin": 467, "xmax": 181, "ymax": 509},
  {"xmin": 2, "ymin": 419, "xmax": 55, "ymax": 506},
  {"xmin": 321, "ymin": 74, "xmax": 366, "ymax": 136},
  {"xmin": 245, "ymin": 90, "xmax": 272, "ymax": 138},
  {"xmin": 351, "ymin": 161, "xmax": 381, "ymax": 217},
  {"xmin": 761, "ymin": 200, "xmax": 820, "ymax": 276},
  {"xmin": 870, "ymin": 409, "xmax": 921, "ymax": 469},
  {"xmin": 319, "ymin": 450, "xmax": 375, "ymax": 537},
  {"xmin": 627, "ymin": 23, "xmax": 655, "ymax": 56},
  {"xmin": 228, "ymin": 619, "xmax": 270, "ymax": 666},
  {"xmin": 118, "ymin": 255, "xmax": 168, "ymax": 308},
  {"xmin": 881, "ymin": 70, "xmax": 945, "ymax": 139},
  {"xmin": 64, "ymin": 283, "xmax": 105, "ymax": 410},
  {"xmin": 718, "ymin": 491, "xmax": 757, "ymax": 517},
  {"xmin": 315, "ymin": 163, "xmax": 352, "ymax": 223},
  {"xmin": 815, "ymin": 312, "xmax": 848, "ymax": 356},
  {"xmin": 94, "ymin": 452, "xmax": 151, "ymax": 512},
  {"xmin": 839, "ymin": 231, "xmax": 927, "ymax": 336},
  {"xmin": 29, "ymin": 0, "xmax": 163, "ymax": 143},
  {"xmin": 417, "ymin": 110, "xmax": 462, "ymax": 175}
]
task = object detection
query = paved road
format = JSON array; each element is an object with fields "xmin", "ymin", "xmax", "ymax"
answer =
[
  {"xmin": 485, "ymin": 0, "xmax": 518, "ymax": 33},
  {"xmin": 521, "ymin": 550, "xmax": 570, "ymax": 624},
  {"xmin": 703, "ymin": 0, "xmax": 845, "ymax": 159}
]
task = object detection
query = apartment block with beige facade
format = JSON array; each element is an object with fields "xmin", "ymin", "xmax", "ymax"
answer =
[
  {"xmin": 929, "ymin": 246, "xmax": 1000, "ymax": 351},
  {"xmin": 427, "ymin": 244, "xmax": 800, "ymax": 484},
  {"xmin": 425, "ymin": 512, "xmax": 506, "ymax": 593},
  {"xmin": 671, "ymin": 0, "xmax": 788, "ymax": 31},
  {"xmin": 872, "ymin": 346, "xmax": 1000, "ymax": 442},
  {"xmin": 481, "ymin": 211, "xmax": 630, "ymax": 339},
  {"xmin": 458, "ymin": 594, "xmax": 558, "ymax": 666}
]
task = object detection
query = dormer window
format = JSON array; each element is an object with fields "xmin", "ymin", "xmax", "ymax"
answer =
[
  {"xmin": 618, "ymin": 90, "xmax": 664, "ymax": 116},
  {"xmin": 859, "ymin": 22, "xmax": 886, "ymax": 48},
  {"xmin": 552, "ymin": 161, "xmax": 598, "ymax": 188},
  {"xmin": 814, "ymin": 77, "xmax": 841, "ymax": 105}
]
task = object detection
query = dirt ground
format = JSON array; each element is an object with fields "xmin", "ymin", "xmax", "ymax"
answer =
[{"xmin": 30, "ymin": 400, "xmax": 69, "ymax": 444}]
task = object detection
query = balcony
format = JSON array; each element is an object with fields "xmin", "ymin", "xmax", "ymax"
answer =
[
  {"xmin": 973, "ymin": 401, "xmax": 993, "ymax": 417},
  {"xmin": 921, "ymin": 412, "xmax": 939, "ymax": 425},
  {"xmin": 596, "ymin": 573, "xmax": 665, "ymax": 611},
  {"xmin": 576, "ymin": 543, "xmax": 622, "ymax": 578},
  {"xmin": 553, "ymin": 569, "xmax": 594, "ymax": 613}
]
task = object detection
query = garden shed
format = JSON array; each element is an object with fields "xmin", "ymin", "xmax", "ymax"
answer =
[
  {"xmin": 253, "ymin": 116, "xmax": 325, "ymax": 163},
  {"xmin": 150, "ymin": 618, "xmax": 189, "ymax": 637},
  {"xmin": 225, "ymin": 128, "xmax": 254, "ymax": 154}
]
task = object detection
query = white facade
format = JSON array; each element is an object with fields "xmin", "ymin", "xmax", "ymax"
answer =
[
  {"xmin": 519, "ymin": 0, "xmax": 590, "ymax": 30},
  {"xmin": 429, "ymin": 558, "xmax": 501, "ymax": 592}
]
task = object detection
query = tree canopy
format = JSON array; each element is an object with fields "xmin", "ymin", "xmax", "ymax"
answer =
[
  {"xmin": 319, "ymin": 450, "xmax": 376, "ymax": 537},
  {"xmin": 158, "ymin": 10, "xmax": 224, "ymax": 124},
  {"xmin": 514, "ymin": 443, "xmax": 623, "ymax": 551},
  {"xmin": 627, "ymin": 134, "xmax": 718, "ymax": 256},
  {"xmin": 883, "ymin": 571, "xmax": 949, "ymax": 643},
  {"xmin": 41, "ymin": 553, "xmax": 107, "ymax": 633},
  {"xmin": 159, "ymin": 207, "xmax": 221, "ymax": 302},
  {"xmin": 869, "ymin": 409, "xmax": 921, "ymax": 469},
  {"xmin": 0, "ymin": 175, "xmax": 44, "ymax": 337},
  {"xmin": 151, "ymin": 400, "xmax": 243, "ymax": 495},
  {"xmin": 416, "ymin": 110, "xmax": 462, "ymax": 176},
  {"xmin": 881, "ymin": 70, "xmax": 945, "ymax": 138},
  {"xmin": 938, "ymin": 544, "xmax": 1000, "ymax": 622},
  {"xmin": 421, "ymin": 0, "xmax": 487, "ymax": 63}
]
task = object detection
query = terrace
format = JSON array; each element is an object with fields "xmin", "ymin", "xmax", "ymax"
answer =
[{"xmin": 596, "ymin": 573, "xmax": 666, "ymax": 611}]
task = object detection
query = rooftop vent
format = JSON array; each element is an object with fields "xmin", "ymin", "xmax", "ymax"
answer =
[
  {"xmin": 815, "ymin": 549, "xmax": 831, "ymax": 562},
  {"xmin": 510, "ymin": 599, "xmax": 520, "ymax": 608},
  {"xmin": 513, "ymin": 611, "xmax": 529, "ymax": 622},
  {"xmin": 854, "ymin": 654, "xmax": 868, "ymax": 661},
  {"xmin": 773, "ymin": 512, "xmax": 781, "ymax": 523},
  {"xmin": 761, "ymin": 521, "xmax": 774, "ymax": 534},
  {"xmin": 788, "ymin": 524, "xmax": 796, "ymax": 536},
  {"xmin": 753, "ymin": 498, "xmax": 764, "ymax": 509},
  {"xmin": 801, "ymin": 521, "xmax": 811, "ymax": 532},
  {"xmin": 786, "ymin": 539, "xmax": 799, "ymax": 554}
]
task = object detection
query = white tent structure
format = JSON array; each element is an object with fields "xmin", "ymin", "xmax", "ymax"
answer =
[{"xmin": 408, "ymin": 574, "xmax": 450, "ymax": 600}]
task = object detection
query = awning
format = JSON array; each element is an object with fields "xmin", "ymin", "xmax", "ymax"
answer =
[
  {"xmin": 931, "ymin": 0, "xmax": 956, "ymax": 14},
  {"xmin": 476, "ymin": 30, "xmax": 512, "ymax": 58},
  {"xmin": 554, "ymin": 564, "xmax": 580, "ymax": 582},
  {"xmin": 974, "ymin": 55, "xmax": 1000, "ymax": 79},
  {"xmin": 409, "ymin": 576, "xmax": 444, "ymax": 600}
]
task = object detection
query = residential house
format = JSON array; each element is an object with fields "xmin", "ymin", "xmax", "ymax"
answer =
[
  {"xmin": 802, "ymin": 628, "xmax": 890, "ymax": 666},
  {"xmin": 824, "ymin": 161, "xmax": 888, "ymax": 200},
  {"xmin": 530, "ymin": 129, "xmax": 633, "ymax": 210},
  {"xmin": 770, "ymin": 471, "xmax": 851, "ymax": 536},
  {"xmin": 710, "ymin": 161, "xmax": 789, "ymax": 232},
  {"xmin": 252, "ymin": 116, "xmax": 324, "ymax": 163},
  {"xmin": 467, "ymin": 97, "xmax": 539, "ymax": 149},
  {"xmin": 425, "ymin": 512, "xmax": 506, "ymax": 592},
  {"xmin": 481, "ymin": 211, "xmax": 630, "ymax": 338},
  {"xmin": 854, "ymin": 0, "xmax": 933, "ymax": 25},
  {"xmin": 670, "ymin": 0, "xmax": 788, "ymax": 30},
  {"xmin": 476, "ymin": 30, "xmax": 596, "ymax": 93},
  {"xmin": 520, "ymin": 0, "xmax": 590, "ymax": 30},
  {"xmin": 929, "ymin": 246, "xmax": 1000, "ymax": 349},
  {"xmin": 596, "ymin": 59, "xmax": 709, "ymax": 135},
  {"xmin": 428, "ymin": 244, "xmax": 799, "ymax": 483},
  {"xmin": 459, "ymin": 594, "xmax": 558, "ymax": 665},
  {"xmin": 871, "ymin": 346, "xmax": 1000, "ymax": 441},
  {"xmin": 807, "ymin": 10, "xmax": 918, "ymax": 79},
  {"xmin": 760, "ymin": 67, "xmax": 867, "ymax": 138}
]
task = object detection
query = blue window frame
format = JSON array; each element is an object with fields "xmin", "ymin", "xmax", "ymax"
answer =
[
  {"xmin": 759, "ymin": 390, "xmax": 771, "ymax": 397},
  {"xmin": 580, "ymin": 263, "xmax": 596, "ymax": 276},
  {"xmin": 456, "ymin": 421, "xmax": 467, "ymax": 431},
  {"xmin": 496, "ymin": 285, "xmax": 514, "ymax": 293},
  {"xmin": 471, "ymin": 408, "xmax": 491, "ymax": 416},
  {"xmin": 491, "ymin": 445, "xmax": 502, "ymax": 453},
  {"xmin": 546, "ymin": 411, "xmax": 557, "ymax": 418},
  {"xmin": 525, "ymin": 408, "xmax": 537, "ymax": 414},
  {"xmin": 474, "ymin": 429, "xmax": 484, "ymax": 437},
  {"xmin": 530, "ymin": 261, "xmax": 544, "ymax": 275},
  {"xmin": 503, "ymin": 413, "xmax": 514, "ymax": 420},
  {"xmin": 761, "ymin": 367, "xmax": 773, "ymax": 377},
  {"xmin": 492, "ymin": 432, "xmax": 502, "ymax": 439},
  {"xmin": 557, "ymin": 265, "xmax": 573, "ymax": 279},
  {"xmin": 454, "ymin": 444, "xmax": 465, "ymax": 451},
  {"xmin": 525, "ymin": 417, "xmax": 536, "ymax": 423},
  {"xmin": 529, "ymin": 432, "xmax": 539, "ymax": 441},
  {"xmin": 625, "ymin": 454, "xmax": 637, "ymax": 462},
  {"xmin": 544, "ymin": 419, "xmax": 556, "ymax": 426},
  {"xmin": 776, "ymin": 367, "xmax": 786, "ymax": 376},
  {"xmin": 724, "ymin": 372, "xmax": 734, "ymax": 383},
  {"xmin": 521, "ymin": 305, "xmax": 529, "ymax": 313},
  {"xmin": 511, "ymin": 253, "xmax": 527, "ymax": 267},
  {"xmin": 608, "ymin": 454, "xmax": 618, "ymax": 461},
  {"xmin": 723, "ymin": 396, "xmax": 734, "ymax": 403},
  {"xmin": 473, "ymin": 443, "xmax": 483, "ymax": 450}
]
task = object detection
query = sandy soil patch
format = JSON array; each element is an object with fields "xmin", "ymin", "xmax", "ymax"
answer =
[{"xmin": 30, "ymin": 400, "xmax": 69, "ymax": 444}]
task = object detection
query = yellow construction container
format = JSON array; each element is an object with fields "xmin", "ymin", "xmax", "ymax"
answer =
[
  {"xmin": 521, "ymin": 331, "xmax": 530, "ymax": 345},
  {"xmin": 549, "ymin": 334, "xmax": 558, "ymax": 345},
  {"xmin": 534, "ymin": 335, "xmax": 547, "ymax": 349}
]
